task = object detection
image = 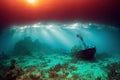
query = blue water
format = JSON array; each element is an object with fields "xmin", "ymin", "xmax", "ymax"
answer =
[{"xmin": 0, "ymin": 22, "xmax": 120, "ymax": 57}]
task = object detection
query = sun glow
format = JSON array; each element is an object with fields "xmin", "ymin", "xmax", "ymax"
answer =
[{"xmin": 27, "ymin": 0, "xmax": 36, "ymax": 4}]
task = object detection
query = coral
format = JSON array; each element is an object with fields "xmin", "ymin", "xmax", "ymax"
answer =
[
  {"xmin": 62, "ymin": 63, "xmax": 69, "ymax": 69},
  {"xmin": 2, "ymin": 59, "xmax": 23, "ymax": 80},
  {"xmin": 25, "ymin": 66, "xmax": 37, "ymax": 73},
  {"xmin": 39, "ymin": 70, "xmax": 47, "ymax": 79},
  {"xmin": 18, "ymin": 74, "xmax": 31, "ymax": 80},
  {"xmin": 49, "ymin": 71, "xmax": 58, "ymax": 78},
  {"xmin": 106, "ymin": 62, "xmax": 120, "ymax": 80},
  {"xmin": 40, "ymin": 61, "xmax": 49, "ymax": 68},
  {"xmin": 71, "ymin": 74, "xmax": 80, "ymax": 79},
  {"xmin": 50, "ymin": 64, "xmax": 62, "ymax": 72},
  {"xmin": 29, "ymin": 74, "xmax": 40, "ymax": 80},
  {"xmin": 0, "ymin": 60, "xmax": 86, "ymax": 80}
]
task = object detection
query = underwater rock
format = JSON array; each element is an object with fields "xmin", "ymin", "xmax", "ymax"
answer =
[
  {"xmin": 29, "ymin": 74, "xmax": 40, "ymax": 80},
  {"xmin": 106, "ymin": 62, "xmax": 120, "ymax": 80},
  {"xmin": 50, "ymin": 64, "xmax": 62, "ymax": 72},
  {"xmin": 49, "ymin": 71, "xmax": 58, "ymax": 78},
  {"xmin": 17, "ymin": 74, "xmax": 31, "ymax": 80},
  {"xmin": 25, "ymin": 66, "xmax": 37, "ymax": 73},
  {"xmin": 2, "ymin": 59, "xmax": 23, "ymax": 80}
]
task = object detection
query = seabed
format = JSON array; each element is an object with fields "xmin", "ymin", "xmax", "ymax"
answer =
[{"xmin": 0, "ymin": 51, "xmax": 120, "ymax": 80}]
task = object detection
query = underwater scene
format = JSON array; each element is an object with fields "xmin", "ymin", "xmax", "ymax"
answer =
[{"xmin": 0, "ymin": 22, "xmax": 120, "ymax": 80}]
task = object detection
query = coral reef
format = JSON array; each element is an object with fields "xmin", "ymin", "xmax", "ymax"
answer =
[
  {"xmin": 2, "ymin": 59, "xmax": 23, "ymax": 80},
  {"xmin": 106, "ymin": 62, "xmax": 120, "ymax": 80},
  {"xmin": 0, "ymin": 59, "xmax": 84, "ymax": 80},
  {"xmin": 25, "ymin": 66, "xmax": 37, "ymax": 73},
  {"xmin": 0, "ymin": 50, "xmax": 120, "ymax": 80},
  {"xmin": 49, "ymin": 71, "xmax": 58, "ymax": 78},
  {"xmin": 29, "ymin": 74, "xmax": 40, "ymax": 80}
]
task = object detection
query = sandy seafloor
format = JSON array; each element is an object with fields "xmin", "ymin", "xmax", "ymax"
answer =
[{"xmin": 1, "ymin": 51, "xmax": 120, "ymax": 80}]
